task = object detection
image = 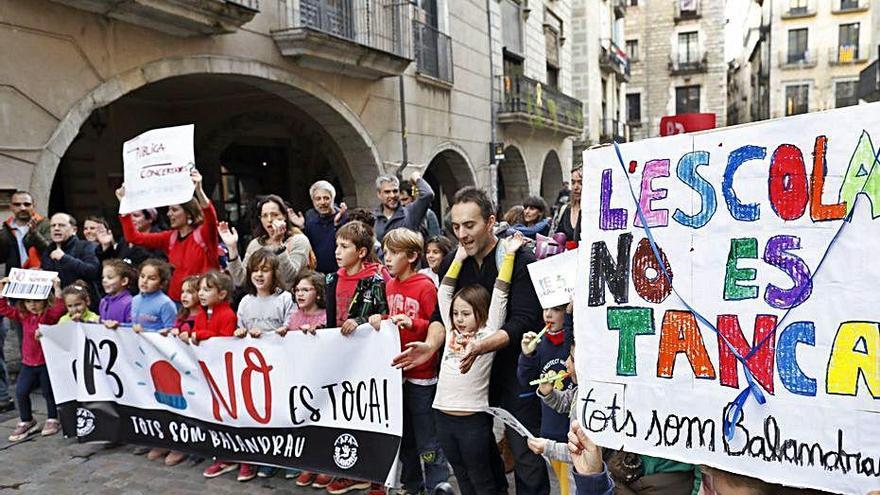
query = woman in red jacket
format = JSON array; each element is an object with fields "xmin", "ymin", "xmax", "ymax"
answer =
[{"xmin": 116, "ymin": 170, "xmax": 219, "ymax": 301}]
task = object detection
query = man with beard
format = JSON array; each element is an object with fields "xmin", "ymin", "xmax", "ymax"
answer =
[
  {"xmin": 0, "ymin": 191, "xmax": 51, "ymax": 412},
  {"xmin": 373, "ymin": 172, "xmax": 435, "ymax": 244}
]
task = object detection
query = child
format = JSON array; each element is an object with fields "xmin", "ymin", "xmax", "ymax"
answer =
[
  {"xmin": 235, "ymin": 249, "xmax": 294, "ymax": 339},
  {"xmin": 520, "ymin": 303, "xmax": 574, "ymax": 494},
  {"xmin": 178, "ymin": 272, "xmax": 245, "ymax": 481},
  {"xmin": 370, "ymin": 228, "xmax": 448, "ymax": 493},
  {"xmin": 172, "ymin": 276, "xmax": 202, "ymax": 336},
  {"xmin": 0, "ymin": 276, "xmax": 65, "ymax": 441},
  {"xmin": 131, "ymin": 259, "xmax": 177, "ymax": 333},
  {"xmin": 322, "ymin": 220, "xmax": 389, "ymax": 494},
  {"xmin": 59, "ymin": 281, "xmax": 100, "ymax": 323},
  {"xmin": 419, "ymin": 235, "xmax": 454, "ymax": 288},
  {"xmin": 285, "ymin": 271, "xmax": 326, "ymax": 336},
  {"xmin": 432, "ymin": 233, "xmax": 524, "ymax": 495},
  {"xmin": 100, "ymin": 259, "xmax": 135, "ymax": 328}
]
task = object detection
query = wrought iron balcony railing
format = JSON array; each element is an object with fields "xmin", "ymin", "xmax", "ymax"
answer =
[
  {"xmin": 413, "ymin": 19, "xmax": 453, "ymax": 84},
  {"xmin": 497, "ymin": 74, "xmax": 584, "ymax": 136}
]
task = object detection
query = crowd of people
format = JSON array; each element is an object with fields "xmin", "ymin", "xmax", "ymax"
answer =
[{"xmin": 0, "ymin": 163, "xmax": 856, "ymax": 495}]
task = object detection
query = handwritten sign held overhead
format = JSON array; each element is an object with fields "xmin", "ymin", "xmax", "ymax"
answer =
[{"xmin": 119, "ymin": 124, "xmax": 195, "ymax": 214}]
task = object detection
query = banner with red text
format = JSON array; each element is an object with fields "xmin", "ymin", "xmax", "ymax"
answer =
[
  {"xmin": 576, "ymin": 104, "xmax": 880, "ymax": 494},
  {"xmin": 40, "ymin": 321, "xmax": 402, "ymax": 485}
]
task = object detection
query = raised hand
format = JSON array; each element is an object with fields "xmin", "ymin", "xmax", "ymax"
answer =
[
  {"xmin": 334, "ymin": 202, "xmax": 348, "ymax": 226},
  {"xmin": 568, "ymin": 421, "xmax": 603, "ymax": 475},
  {"xmin": 502, "ymin": 231, "xmax": 525, "ymax": 254},
  {"xmin": 218, "ymin": 222, "xmax": 239, "ymax": 254},
  {"xmin": 115, "ymin": 185, "xmax": 126, "ymax": 201},
  {"xmin": 96, "ymin": 225, "xmax": 115, "ymax": 248},
  {"xmin": 288, "ymin": 208, "xmax": 305, "ymax": 229}
]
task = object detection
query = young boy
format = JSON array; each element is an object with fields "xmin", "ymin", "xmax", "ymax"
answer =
[
  {"xmin": 369, "ymin": 228, "xmax": 448, "ymax": 493},
  {"xmin": 323, "ymin": 221, "xmax": 389, "ymax": 494}
]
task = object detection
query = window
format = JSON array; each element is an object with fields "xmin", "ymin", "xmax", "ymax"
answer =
[
  {"xmin": 785, "ymin": 84, "xmax": 809, "ymax": 116},
  {"xmin": 678, "ymin": 31, "xmax": 699, "ymax": 64},
  {"xmin": 629, "ymin": 0, "xmax": 638, "ymax": 5},
  {"xmin": 838, "ymin": 23, "xmax": 860, "ymax": 62},
  {"xmin": 501, "ymin": 0, "xmax": 523, "ymax": 56},
  {"xmin": 627, "ymin": 93, "xmax": 642, "ymax": 123},
  {"xmin": 675, "ymin": 85, "xmax": 700, "ymax": 114},
  {"xmin": 789, "ymin": 0, "xmax": 808, "ymax": 14},
  {"xmin": 835, "ymin": 80, "xmax": 858, "ymax": 108},
  {"xmin": 626, "ymin": 40, "xmax": 639, "ymax": 61},
  {"xmin": 679, "ymin": 0, "xmax": 697, "ymax": 13},
  {"xmin": 787, "ymin": 28, "xmax": 808, "ymax": 63},
  {"xmin": 544, "ymin": 10, "xmax": 562, "ymax": 88},
  {"xmin": 840, "ymin": 0, "xmax": 859, "ymax": 10}
]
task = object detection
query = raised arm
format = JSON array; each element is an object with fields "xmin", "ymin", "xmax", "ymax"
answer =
[{"xmin": 403, "ymin": 173, "xmax": 435, "ymax": 232}]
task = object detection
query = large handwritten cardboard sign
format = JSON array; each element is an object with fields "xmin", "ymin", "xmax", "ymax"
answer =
[
  {"xmin": 41, "ymin": 322, "xmax": 403, "ymax": 485},
  {"xmin": 119, "ymin": 124, "xmax": 196, "ymax": 214},
  {"xmin": 576, "ymin": 104, "xmax": 880, "ymax": 494}
]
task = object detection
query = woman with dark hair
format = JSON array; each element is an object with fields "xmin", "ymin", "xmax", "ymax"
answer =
[
  {"xmin": 116, "ymin": 170, "xmax": 219, "ymax": 300},
  {"xmin": 221, "ymin": 194, "xmax": 314, "ymax": 289},
  {"xmin": 512, "ymin": 196, "xmax": 551, "ymax": 238}
]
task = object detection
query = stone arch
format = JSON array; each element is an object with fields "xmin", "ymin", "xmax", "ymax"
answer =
[
  {"xmin": 423, "ymin": 142, "xmax": 476, "ymax": 216},
  {"xmin": 31, "ymin": 55, "xmax": 383, "ymax": 209},
  {"xmin": 498, "ymin": 144, "xmax": 530, "ymax": 214},
  {"xmin": 540, "ymin": 149, "xmax": 563, "ymax": 206}
]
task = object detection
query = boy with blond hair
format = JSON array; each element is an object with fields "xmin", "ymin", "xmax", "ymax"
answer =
[{"xmin": 370, "ymin": 228, "xmax": 449, "ymax": 493}]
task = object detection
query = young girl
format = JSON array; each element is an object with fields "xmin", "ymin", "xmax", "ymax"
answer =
[
  {"xmin": 172, "ymin": 276, "xmax": 202, "ymax": 336},
  {"xmin": 59, "ymin": 281, "xmax": 100, "ymax": 323},
  {"xmin": 100, "ymin": 259, "xmax": 135, "ymax": 328},
  {"xmin": 0, "ymin": 276, "xmax": 65, "ymax": 441},
  {"xmin": 131, "ymin": 259, "xmax": 177, "ymax": 334},
  {"xmin": 285, "ymin": 271, "xmax": 326, "ymax": 335},
  {"xmin": 419, "ymin": 235, "xmax": 454, "ymax": 288},
  {"xmin": 432, "ymin": 233, "xmax": 523, "ymax": 495},
  {"xmin": 235, "ymin": 249, "xmax": 294, "ymax": 339}
]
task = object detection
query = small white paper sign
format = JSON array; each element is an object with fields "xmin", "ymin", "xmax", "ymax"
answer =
[
  {"xmin": 485, "ymin": 407, "xmax": 534, "ymax": 439},
  {"xmin": 527, "ymin": 248, "xmax": 579, "ymax": 309},
  {"xmin": 2, "ymin": 268, "xmax": 57, "ymax": 300},
  {"xmin": 119, "ymin": 124, "xmax": 196, "ymax": 214}
]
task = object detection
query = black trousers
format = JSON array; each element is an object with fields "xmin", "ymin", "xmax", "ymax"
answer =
[
  {"xmin": 434, "ymin": 411, "xmax": 507, "ymax": 495},
  {"xmin": 499, "ymin": 389, "xmax": 550, "ymax": 495}
]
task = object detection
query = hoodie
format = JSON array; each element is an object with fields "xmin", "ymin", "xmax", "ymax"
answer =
[
  {"xmin": 326, "ymin": 262, "xmax": 390, "ymax": 327},
  {"xmin": 385, "ymin": 272, "xmax": 438, "ymax": 381}
]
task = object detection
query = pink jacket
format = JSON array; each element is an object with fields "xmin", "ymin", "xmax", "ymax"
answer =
[{"xmin": 0, "ymin": 297, "xmax": 65, "ymax": 366}]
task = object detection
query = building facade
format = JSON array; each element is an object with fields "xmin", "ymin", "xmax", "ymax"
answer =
[
  {"xmin": 769, "ymin": 0, "xmax": 873, "ymax": 119},
  {"xmin": 624, "ymin": 0, "xmax": 727, "ymax": 140},
  {"xmin": 728, "ymin": 0, "xmax": 771, "ymax": 126},
  {"xmin": 0, "ymin": 0, "xmax": 581, "ymax": 224}
]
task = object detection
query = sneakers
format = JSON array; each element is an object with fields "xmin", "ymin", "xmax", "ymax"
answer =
[
  {"xmin": 164, "ymin": 450, "xmax": 187, "ymax": 466},
  {"xmin": 237, "ymin": 463, "xmax": 257, "ymax": 481},
  {"xmin": 146, "ymin": 447, "xmax": 169, "ymax": 460},
  {"xmin": 313, "ymin": 473, "xmax": 334, "ymax": 488},
  {"xmin": 295, "ymin": 471, "xmax": 317, "ymax": 486},
  {"xmin": 367, "ymin": 483, "xmax": 387, "ymax": 495},
  {"xmin": 284, "ymin": 468, "xmax": 301, "ymax": 479},
  {"xmin": 132, "ymin": 446, "xmax": 150, "ymax": 455},
  {"xmin": 203, "ymin": 460, "xmax": 239, "ymax": 478},
  {"xmin": 8, "ymin": 420, "xmax": 38, "ymax": 442},
  {"xmin": 41, "ymin": 419, "xmax": 60, "ymax": 436},
  {"xmin": 326, "ymin": 478, "xmax": 371, "ymax": 494},
  {"xmin": 256, "ymin": 465, "xmax": 278, "ymax": 478}
]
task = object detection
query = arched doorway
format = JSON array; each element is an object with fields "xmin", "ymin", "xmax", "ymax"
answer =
[
  {"xmin": 540, "ymin": 150, "xmax": 563, "ymax": 207},
  {"xmin": 498, "ymin": 145, "xmax": 530, "ymax": 214},
  {"xmin": 424, "ymin": 147, "xmax": 476, "ymax": 225},
  {"xmin": 35, "ymin": 56, "xmax": 383, "ymax": 227}
]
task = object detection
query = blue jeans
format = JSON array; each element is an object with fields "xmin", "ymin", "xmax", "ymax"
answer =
[
  {"xmin": 400, "ymin": 382, "xmax": 449, "ymax": 491},
  {"xmin": 434, "ymin": 411, "xmax": 507, "ymax": 495},
  {"xmin": 0, "ymin": 318, "xmax": 10, "ymax": 403},
  {"xmin": 16, "ymin": 364, "xmax": 56, "ymax": 422}
]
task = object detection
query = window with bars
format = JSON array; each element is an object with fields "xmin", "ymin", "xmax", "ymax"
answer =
[
  {"xmin": 626, "ymin": 93, "xmax": 641, "ymax": 123},
  {"xmin": 675, "ymin": 85, "xmax": 700, "ymax": 114},
  {"xmin": 835, "ymin": 80, "xmax": 858, "ymax": 108},
  {"xmin": 838, "ymin": 23, "xmax": 860, "ymax": 62},
  {"xmin": 785, "ymin": 84, "xmax": 809, "ymax": 116},
  {"xmin": 787, "ymin": 28, "xmax": 808, "ymax": 63},
  {"xmin": 678, "ymin": 31, "xmax": 699, "ymax": 64}
]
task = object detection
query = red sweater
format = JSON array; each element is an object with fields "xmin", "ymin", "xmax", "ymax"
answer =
[
  {"xmin": 385, "ymin": 272, "xmax": 438, "ymax": 380},
  {"xmin": 193, "ymin": 302, "xmax": 236, "ymax": 341},
  {"xmin": 120, "ymin": 203, "xmax": 219, "ymax": 300},
  {"xmin": 0, "ymin": 297, "xmax": 65, "ymax": 366}
]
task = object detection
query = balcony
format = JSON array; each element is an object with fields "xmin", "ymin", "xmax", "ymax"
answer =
[
  {"xmin": 668, "ymin": 52, "xmax": 708, "ymax": 75},
  {"xmin": 600, "ymin": 119, "xmax": 630, "ymax": 144},
  {"xmin": 778, "ymin": 50, "xmax": 817, "ymax": 69},
  {"xmin": 48, "ymin": 0, "xmax": 258, "ymax": 36},
  {"xmin": 674, "ymin": 0, "xmax": 700, "ymax": 22},
  {"xmin": 272, "ymin": 0, "xmax": 412, "ymax": 79},
  {"xmin": 599, "ymin": 40, "xmax": 631, "ymax": 81},
  {"xmin": 781, "ymin": 2, "xmax": 817, "ymax": 19},
  {"xmin": 829, "ymin": 46, "xmax": 868, "ymax": 65},
  {"xmin": 612, "ymin": 0, "xmax": 626, "ymax": 18},
  {"xmin": 832, "ymin": 0, "xmax": 869, "ymax": 14},
  {"xmin": 413, "ymin": 20, "xmax": 453, "ymax": 85},
  {"xmin": 497, "ymin": 74, "xmax": 584, "ymax": 136}
]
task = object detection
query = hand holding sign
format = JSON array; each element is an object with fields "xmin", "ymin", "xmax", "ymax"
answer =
[{"xmin": 118, "ymin": 124, "xmax": 196, "ymax": 214}]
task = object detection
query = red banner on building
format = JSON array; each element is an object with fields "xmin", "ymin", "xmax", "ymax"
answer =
[{"xmin": 659, "ymin": 113, "xmax": 716, "ymax": 136}]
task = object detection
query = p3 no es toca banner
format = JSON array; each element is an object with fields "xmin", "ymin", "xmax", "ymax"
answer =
[
  {"xmin": 40, "ymin": 321, "xmax": 403, "ymax": 485},
  {"xmin": 577, "ymin": 103, "xmax": 880, "ymax": 494}
]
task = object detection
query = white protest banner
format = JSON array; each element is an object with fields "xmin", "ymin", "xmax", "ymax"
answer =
[
  {"xmin": 528, "ymin": 248, "xmax": 578, "ymax": 309},
  {"xmin": 119, "ymin": 124, "xmax": 195, "ymax": 214},
  {"xmin": 2, "ymin": 268, "xmax": 57, "ymax": 299},
  {"xmin": 576, "ymin": 103, "xmax": 880, "ymax": 494},
  {"xmin": 40, "ymin": 321, "xmax": 403, "ymax": 485}
]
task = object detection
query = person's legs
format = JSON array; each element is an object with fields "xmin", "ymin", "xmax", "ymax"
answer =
[
  {"xmin": 399, "ymin": 383, "xmax": 421, "ymax": 492},
  {"xmin": 455, "ymin": 413, "xmax": 504, "ymax": 494},
  {"xmin": 503, "ymin": 392, "xmax": 550, "ymax": 495},
  {"xmin": 15, "ymin": 365, "xmax": 38, "ymax": 422},
  {"xmin": 0, "ymin": 318, "xmax": 11, "ymax": 405},
  {"xmin": 406, "ymin": 383, "xmax": 449, "ymax": 490},
  {"xmin": 435, "ymin": 411, "xmax": 474, "ymax": 495},
  {"xmin": 37, "ymin": 366, "xmax": 57, "ymax": 419}
]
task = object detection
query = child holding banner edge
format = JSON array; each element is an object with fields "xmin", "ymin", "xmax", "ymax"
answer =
[
  {"xmin": 431, "ymin": 233, "xmax": 524, "ymax": 495},
  {"xmin": 0, "ymin": 276, "xmax": 65, "ymax": 441},
  {"xmin": 116, "ymin": 169, "xmax": 219, "ymax": 301}
]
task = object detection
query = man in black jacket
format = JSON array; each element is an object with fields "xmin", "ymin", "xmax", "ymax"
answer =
[
  {"xmin": 40, "ymin": 213, "xmax": 101, "ymax": 296},
  {"xmin": 393, "ymin": 186, "xmax": 550, "ymax": 495}
]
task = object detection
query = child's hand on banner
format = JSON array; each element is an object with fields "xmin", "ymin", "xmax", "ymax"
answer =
[
  {"xmin": 104, "ymin": 320, "xmax": 119, "ymax": 330},
  {"xmin": 132, "ymin": 324, "xmax": 143, "ymax": 334},
  {"xmin": 248, "ymin": 328, "xmax": 262, "ymax": 338},
  {"xmin": 234, "ymin": 328, "xmax": 248, "ymax": 338},
  {"xmin": 178, "ymin": 330, "xmax": 190, "ymax": 343},
  {"xmin": 299, "ymin": 324, "xmax": 317, "ymax": 335},
  {"xmin": 276, "ymin": 326, "xmax": 289, "ymax": 337},
  {"xmin": 340, "ymin": 318, "xmax": 358, "ymax": 335},
  {"xmin": 368, "ymin": 314, "xmax": 383, "ymax": 331},
  {"xmin": 158, "ymin": 328, "xmax": 170, "ymax": 337}
]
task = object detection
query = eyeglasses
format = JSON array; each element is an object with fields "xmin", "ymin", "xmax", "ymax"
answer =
[{"xmin": 11, "ymin": 202, "xmax": 32, "ymax": 207}]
